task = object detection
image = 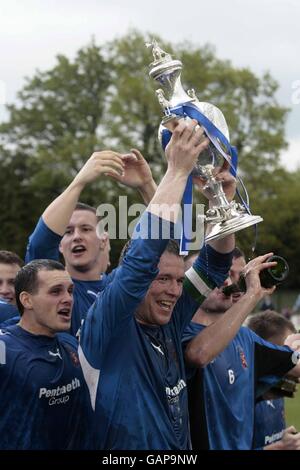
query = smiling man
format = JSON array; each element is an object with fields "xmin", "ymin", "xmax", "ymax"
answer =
[
  {"xmin": 79, "ymin": 120, "xmax": 235, "ymax": 450},
  {"xmin": 0, "ymin": 259, "xmax": 93, "ymax": 449},
  {"xmin": 134, "ymin": 240, "xmax": 184, "ymax": 326}
]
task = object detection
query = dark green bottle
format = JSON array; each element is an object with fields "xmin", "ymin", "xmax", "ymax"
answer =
[{"xmin": 222, "ymin": 255, "xmax": 289, "ymax": 296}]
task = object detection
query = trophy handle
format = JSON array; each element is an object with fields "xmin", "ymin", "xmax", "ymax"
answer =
[{"xmin": 162, "ymin": 115, "xmax": 182, "ymax": 132}]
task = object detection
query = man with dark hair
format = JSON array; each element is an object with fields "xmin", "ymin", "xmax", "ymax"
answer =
[
  {"xmin": 225, "ymin": 245, "xmax": 247, "ymax": 304},
  {"xmin": 0, "ymin": 250, "xmax": 23, "ymax": 323},
  {"xmin": 183, "ymin": 259, "xmax": 300, "ymax": 450},
  {"xmin": 229, "ymin": 246, "xmax": 246, "ymax": 281},
  {"xmin": 79, "ymin": 120, "xmax": 236, "ymax": 450},
  {"xmin": 0, "ymin": 250, "xmax": 24, "ymax": 304},
  {"xmin": 26, "ymin": 149, "xmax": 157, "ymax": 336},
  {"xmin": 248, "ymin": 310, "xmax": 300, "ymax": 450},
  {"xmin": 231, "ymin": 246, "xmax": 245, "ymax": 260},
  {"xmin": 0, "ymin": 259, "xmax": 93, "ymax": 449},
  {"xmin": 119, "ymin": 239, "xmax": 180, "ymax": 266},
  {"xmin": 14, "ymin": 259, "xmax": 66, "ymax": 316},
  {"xmin": 248, "ymin": 310, "xmax": 295, "ymax": 344}
]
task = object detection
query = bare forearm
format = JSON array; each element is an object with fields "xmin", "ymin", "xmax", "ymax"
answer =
[
  {"xmin": 146, "ymin": 119, "xmax": 208, "ymax": 222},
  {"xmin": 186, "ymin": 291, "xmax": 260, "ymax": 367},
  {"xmin": 147, "ymin": 170, "xmax": 187, "ymax": 223},
  {"xmin": 43, "ymin": 180, "xmax": 84, "ymax": 235},
  {"xmin": 138, "ymin": 179, "xmax": 157, "ymax": 205}
]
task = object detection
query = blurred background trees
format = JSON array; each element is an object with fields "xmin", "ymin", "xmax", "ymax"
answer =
[{"xmin": 0, "ymin": 30, "xmax": 298, "ymax": 286}]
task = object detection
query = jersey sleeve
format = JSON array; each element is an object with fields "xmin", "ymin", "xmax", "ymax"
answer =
[
  {"xmin": 183, "ymin": 244, "xmax": 233, "ymax": 304},
  {"xmin": 251, "ymin": 329, "xmax": 296, "ymax": 386},
  {"xmin": 0, "ymin": 301, "xmax": 19, "ymax": 324},
  {"xmin": 25, "ymin": 217, "xmax": 62, "ymax": 263},
  {"xmin": 79, "ymin": 211, "xmax": 174, "ymax": 369},
  {"xmin": 0, "ymin": 315, "xmax": 20, "ymax": 328},
  {"xmin": 181, "ymin": 322, "xmax": 205, "ymax": 379},
  {"xmin": 175, "ymin": 245, "xmax": 233, "ymax": 333}
]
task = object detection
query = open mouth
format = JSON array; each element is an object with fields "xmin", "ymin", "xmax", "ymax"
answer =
[
  {"xmin": 157, "ymin": 300, "xmax": 173, "ymax": 311},
  {"xmin": 58, "ymin": 308, "xmax": 71, "ymax": 320},
  {"xmin": 71, "ymin": 245, "xmax": 86, "ymax": 255}
]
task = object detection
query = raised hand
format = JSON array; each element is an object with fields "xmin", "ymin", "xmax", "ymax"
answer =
[
  {"xmin": 73, "ymin": 150, "xmax": 124, "ymax": 188},
  {"xmin": 104, "ymin": 149, "xmax": 157, "ymax": 204},
  {"xmin": 106, "ymin": 149, "xmax": 154, "ymax": 189},
  {"xmin": 242, "ymin": 253, "xmax": 277, "ymax": 299},
  {"xmin": 165, "ymin": 119, "xmax": 209, "ymax": 177},
  {"xmin": 285, "ymin": 333, "xmax": 300, "ymax": 353}
]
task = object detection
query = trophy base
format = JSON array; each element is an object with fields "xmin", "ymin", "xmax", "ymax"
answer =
[{"xmin": 205, "ymin": 214, "xmax": 263, "ymax": 242}]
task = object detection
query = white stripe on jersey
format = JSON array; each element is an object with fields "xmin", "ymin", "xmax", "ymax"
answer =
[
  {"xmin": 78, "ymin": 345, "xmax": 100, "ymax": 411},
  {"xmin": 185, "ymin": 267, "xmax": 212, "ymax": 298}
]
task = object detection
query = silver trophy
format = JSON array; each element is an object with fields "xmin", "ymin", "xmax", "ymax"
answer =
[{"xmin": 146, "ymin": 40, "xmax": 263, "ymax": 242}]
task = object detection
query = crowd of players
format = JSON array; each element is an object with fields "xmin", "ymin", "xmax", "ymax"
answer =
[{"xmin": 1, "ymin": 120, "xmax": 300, "ymax": 450}]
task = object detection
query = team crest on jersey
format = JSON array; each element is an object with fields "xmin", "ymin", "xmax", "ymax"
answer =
[
  {"xmin": 68, "ymin": 348, "xmax": 80, "ymax": 367},
  {"xmin": 237, "ymin": 346, "xmax": 248, "ymax": 369}
]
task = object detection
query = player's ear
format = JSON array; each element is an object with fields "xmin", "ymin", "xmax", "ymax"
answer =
[{"xmin": 19, "ymin": 291, "xmax": 33, "ymax": 311}]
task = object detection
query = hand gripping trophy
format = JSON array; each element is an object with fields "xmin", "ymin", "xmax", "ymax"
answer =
[{"xmin": 146, "ymin": 40, "xmax": 263, "ymax": 243}]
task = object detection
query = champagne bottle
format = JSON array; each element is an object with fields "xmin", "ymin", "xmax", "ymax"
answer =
[
  {"xmin": 222, "ymin": 255, "xmax": 289, "ymax": 296},
  {"xmin": 269, "ymin": 375, "xmax": 298, "ymax": 399}
]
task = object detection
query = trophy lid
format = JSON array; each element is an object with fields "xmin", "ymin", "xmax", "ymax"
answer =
[
  {"xmin": 146, "ymin": 40, "xmax": 182, "ymax": 81},
  {"xmin": 146, "ymin": 40, "xmax": 230, "ymax": 143}
]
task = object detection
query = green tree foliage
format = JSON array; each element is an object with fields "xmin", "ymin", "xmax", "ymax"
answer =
[{"xmin": 0, "ymin": 30, "xmax": 294, "ymax": 277}]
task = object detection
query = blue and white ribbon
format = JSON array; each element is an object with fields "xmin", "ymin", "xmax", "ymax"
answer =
[{"xmin": 161, "ymin": 102, "xmax": 239, "ymax": 254}]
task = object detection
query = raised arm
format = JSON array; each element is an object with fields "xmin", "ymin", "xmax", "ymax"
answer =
[
  {"xmin": 105, "ymin": 148, "xmax": 157, "ymax": 205},
  {"xmin": 148, "ymin": 120, "xmax": 209, "ymax": 220},
  {"xmin": 25, "ymin": 150, "xmax": 124, "ymax": 262},
  {"xmin": 79, "ymin": 120, "xmax": 209, "ymax": 364},
  {"xmin": 185, "ymin": 254, "xmax": 277, "ymax": 367},
  {"xmin": 43, "ymin": 151, "xmax": 124, "ymax": 235}
]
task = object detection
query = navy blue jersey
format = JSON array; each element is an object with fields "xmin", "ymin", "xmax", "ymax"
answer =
[
  {"xmin": 183, "ymin": 323, "xmax": 295, "ymax": 450},
  {"xmin": 0, "ymin": 299, "xmax": 19, "ymax": 323},
  {"xmin": 253, "ymin": 398, "xmax": 285, "ymax": 449},
  {"xmin": 25, "ymin": 217, "xmax": 112, "ymax": 337},
  {"xmin": 0, "ymin": 325, "xmax": 93, "ymax": 449},
  {"xmin": 79, "ymin": 212, "xmax": 232, "ymax": 450},
  {"xmin": 0, "ymin": 315, "xmax": 20, "ymax": 328}
]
